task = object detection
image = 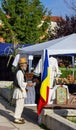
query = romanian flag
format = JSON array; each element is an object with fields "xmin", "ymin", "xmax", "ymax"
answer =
[{"xmin": 37, "ymin": 50, "xmax": 50, "ymax": 115}]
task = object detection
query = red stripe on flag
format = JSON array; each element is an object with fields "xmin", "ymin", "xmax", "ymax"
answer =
[{"xmin": 37, "ymin": 86, "xmax": 49, "ymax": 115}]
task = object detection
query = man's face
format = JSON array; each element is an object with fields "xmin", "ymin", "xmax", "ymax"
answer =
[{"xmin": 20, "ymin": 62, "xmax": 28, "ymax": 71}]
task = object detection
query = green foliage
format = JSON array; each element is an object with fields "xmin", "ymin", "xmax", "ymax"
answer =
[
  {"xmin": 67, "ymin": 117, "xmax": 76, "ymax": 124},
  {"xmin": 0, "ymin": 0, "xmax": 51, "ymax": 44},
  {"xmin": 60, "ymin": 67, "xmax": 76, "ymax": 79}
]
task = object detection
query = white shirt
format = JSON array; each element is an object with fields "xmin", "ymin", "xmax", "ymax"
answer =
[
  {"xmin": 13, "ymin": 70, "xmax": 27, "ymax": 99},
  {"xmin": 34, "ymin": 57, "xmax": 59, "ymax": 88},
  {"xmin": 12, "ymin": 54, "xmax": 20, "ymax": 67}
]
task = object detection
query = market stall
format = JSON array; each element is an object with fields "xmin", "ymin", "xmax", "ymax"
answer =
[{"xmin": 18, "ymin": 33, "xmax": 76, "ymax": 106}]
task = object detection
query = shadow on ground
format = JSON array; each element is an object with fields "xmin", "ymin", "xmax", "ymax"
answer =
[{"xmin": 0, "ymin": 95, "xmax": 38, "ymax": 125}]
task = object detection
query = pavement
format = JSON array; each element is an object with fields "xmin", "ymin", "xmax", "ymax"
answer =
[{"xmin": 0, "ymin": 95, "xmax": 44, "ymax": 130}]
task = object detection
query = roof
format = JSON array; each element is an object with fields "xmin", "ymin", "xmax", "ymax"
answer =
[{"xmin": 43, "ymin": 16, "xmax": 64, "ymax": 22}]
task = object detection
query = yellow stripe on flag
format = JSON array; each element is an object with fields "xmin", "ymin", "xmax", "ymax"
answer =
[{"xmin": 40, "ymin": 67, "xmax": 50, "ymax": 101}]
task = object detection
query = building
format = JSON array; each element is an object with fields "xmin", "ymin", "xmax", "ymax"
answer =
[{"xmin": 39, "ymin": 16, "xmax": 64, "ymax": 40}]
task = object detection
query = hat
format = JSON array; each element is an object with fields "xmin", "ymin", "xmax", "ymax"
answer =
[{"xmin": 18, "ymin": 57, "xmax": 27, "ymax": 64}]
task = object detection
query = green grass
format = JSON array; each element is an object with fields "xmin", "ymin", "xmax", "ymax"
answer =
[{"xmin": 67, "ymin": 117, "xmax": 76, "ymax": 123}]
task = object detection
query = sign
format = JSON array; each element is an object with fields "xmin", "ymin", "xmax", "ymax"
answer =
[{"xmin": 56, "ymin": 85, "xmax": 67, "ymax": 104}]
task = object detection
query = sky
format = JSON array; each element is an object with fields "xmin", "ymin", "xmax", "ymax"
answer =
[{"xmin": 40, "ymin": 0, "xmax": 76, "ymax": 18}]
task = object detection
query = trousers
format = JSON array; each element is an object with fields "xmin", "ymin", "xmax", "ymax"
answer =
[{"xmin": 14, "ymin": 98, "xmax": 24, "ymax": 119}]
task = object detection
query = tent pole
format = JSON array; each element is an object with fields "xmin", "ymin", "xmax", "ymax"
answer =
[
  {"xmin": 72, "ymin": 55, "xmax": 74, "ymax": 79},
  {"xmin": 28, "ymin": 55, "xmax": 33, "ymax": 72}
]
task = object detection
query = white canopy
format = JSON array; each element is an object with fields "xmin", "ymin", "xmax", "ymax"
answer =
[{"xmin": 19, "ymin": 33, "xmax": 76, "ymax": 56}]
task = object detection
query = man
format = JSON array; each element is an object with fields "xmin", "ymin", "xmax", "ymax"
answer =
[{"xmin": 13, "ymin": 57, "xmax": 34, "ymax": 124}]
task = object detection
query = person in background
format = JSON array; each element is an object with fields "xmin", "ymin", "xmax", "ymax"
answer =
[
  {"xmin": 33, "ymin": 73, "xmax": 41, "ymax": 105},
  {"xmin": 13, "ymin": 57, "xmax": 34, "ymax": 124}
]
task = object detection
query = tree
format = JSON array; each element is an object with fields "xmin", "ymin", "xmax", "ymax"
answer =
[
  {"xmin": 0, "ymin": 0, "xmax": 51, "ymax": 44},
  {"xmin": 49, "ymin": 15, "xmax": 76, "ymax": 40},
  {"xmin": 57, "ymin": 16, "xmax": 76, "ymax": 36}
]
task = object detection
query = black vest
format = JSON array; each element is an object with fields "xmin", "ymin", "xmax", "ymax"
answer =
[{"xmin": 13, "ymin": 68, "xmax": 26, "ymax": 88}]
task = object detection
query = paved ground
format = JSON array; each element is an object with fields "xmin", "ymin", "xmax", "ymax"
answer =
[{"xmin": 0, "ymin": 95, "xmax": 44, "ymax": 130}]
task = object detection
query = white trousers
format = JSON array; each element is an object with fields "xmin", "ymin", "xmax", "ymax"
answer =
[{"xmin": 14, "ymin": 98, "xmax": 24, "ymax": 119}]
